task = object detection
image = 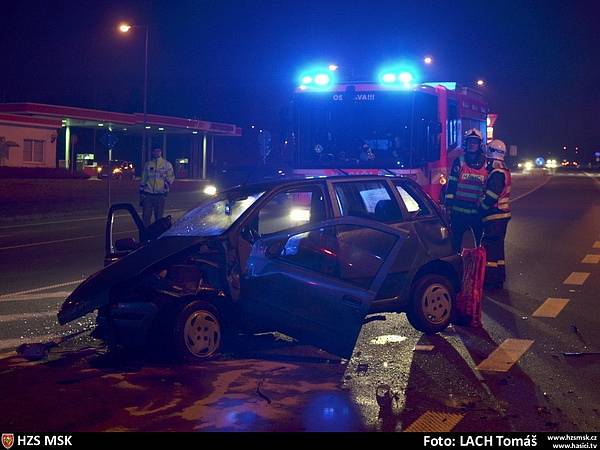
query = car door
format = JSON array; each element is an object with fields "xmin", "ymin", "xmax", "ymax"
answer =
[
  {"xmin": 328, "ymin": 178, "xmax": 423, "ymax": 303},
  {"xmin": 240, "ymin": 216, "xmax": 409, "ymax": 358}
]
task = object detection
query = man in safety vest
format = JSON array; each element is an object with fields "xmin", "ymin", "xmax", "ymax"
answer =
[
  {"xmin": 444, "ymin": 128, "xmax": 488, "ymax": 251},
  {"xmin": 140, "ymin": 147, "xmax": 175, "ymax": 227},
  {"xmin": 479, "ymin": 139, "xmax": 512, "ymax": 289}
]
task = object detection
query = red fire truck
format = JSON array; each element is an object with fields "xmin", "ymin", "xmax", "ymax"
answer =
[{"xmin": 284, "ymin": 74, "xmax": 488, "ymax": 202}]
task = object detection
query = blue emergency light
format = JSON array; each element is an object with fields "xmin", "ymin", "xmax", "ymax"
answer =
[{"xmin": 299, "ymin": 65, "xmax": 336, "ymax": 90}]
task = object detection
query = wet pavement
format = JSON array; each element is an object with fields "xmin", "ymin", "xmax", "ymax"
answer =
[{"xmin": 1, "ymin": 172, "xmax": 599, "ymax": 432}]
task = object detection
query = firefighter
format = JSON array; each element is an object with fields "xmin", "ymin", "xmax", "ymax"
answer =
[
  {"xmin": 444, "ymin": 128, "xmax": 488, "ymax": 251},
  {"xmin": 479, "ymin": 139, "xmax": 512, "ymax": 289}
]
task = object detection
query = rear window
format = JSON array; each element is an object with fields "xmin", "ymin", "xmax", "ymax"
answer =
[{"xmin": 394, "ymin": 182, "xmax": 431, "ymax": 217}]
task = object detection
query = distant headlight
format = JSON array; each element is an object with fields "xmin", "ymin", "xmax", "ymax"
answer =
[
  {"xmin": 112, "ymin": 168, "xmax": 122, "ymax": 174},
  {"xmin": 524, "ymin": 161, "xmax": 534, "ymax": 171},
  {"xmin": 290, "ymin": 208, "xmax": 310, "ymax": 222},
  {"xmin": 97, "ymin": 167, "xmax": 102, "ymax": 172},
  {"xmin": 203, "ymin": 185, "xmax": 217, "ymax": 196}
]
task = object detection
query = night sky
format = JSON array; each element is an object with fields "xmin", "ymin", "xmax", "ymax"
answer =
[{"xmin": 2, "ymin": 0, "xmax": 599, "ymax": 160}]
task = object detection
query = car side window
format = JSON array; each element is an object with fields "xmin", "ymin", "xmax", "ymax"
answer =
[
  {"xmin": 278, "ymin": 226, "xmax": 340, "ymax": 277},
  {"xmin": 255, "ymin": 186, "xmax": 326, "ymax": 236},
  {"xmin": 395, "ymin": 182, "xmax": 431, "ymax": 217},
  {"xmin": 276, "ymin": 224, "xmax": 397, "ymax": 289},
  {"xmin": 336, "ymin": 225, "xmax": 397, "ymax": 289},
  {"xmin": 334, "ymin": 181, "xmax": 403, "ymax": 223}
]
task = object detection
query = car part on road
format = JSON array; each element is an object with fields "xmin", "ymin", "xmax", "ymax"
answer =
[{"xmin": 16, "ymin": 328, "xmax": 90, "ymax": 361}]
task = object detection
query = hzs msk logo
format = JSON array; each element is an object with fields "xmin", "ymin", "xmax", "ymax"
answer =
[{"xmin": 1, "ymin": 434, "xmax": 14, "ymax": 450}]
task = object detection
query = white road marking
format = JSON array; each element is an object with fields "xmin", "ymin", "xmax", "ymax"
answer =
[
  {"xmin": 0, "ymin": 282, "xmax": 80, "ymax": 299},
  {"xmin": 0, "ymin": 291, "xmax": 72, "ymax": 303},
  {"xmin": 0, "ymin": 229, "xmax": 137, "ymax": 251},
  {"xmin": 563, "ymin": 272, "xmax": 590, "ymax": 285},
  {"xmin": 0, "ymin": 311, "xmax": 58, "ymax": 323},
  {"xmin": 0, "ymin": 333, "xmax": 66, "ymax": 351},
  {"xmin": 511, "ymin": 176, "xmax": 553, "ymax": 203},
  {"xmin": 0, "ymin": 209, "xmax": 185, "ymax": 230}
]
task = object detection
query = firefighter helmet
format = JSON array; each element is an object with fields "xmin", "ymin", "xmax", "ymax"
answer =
[
  {"xmin": 463, "ymin": 128, "xmax": 483, "ymax": 153},
  {"xmin": 487, "ymin": 139, "xmax": 507, "ymax": 161}
]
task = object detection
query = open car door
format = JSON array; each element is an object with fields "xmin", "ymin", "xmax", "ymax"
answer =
[
  {"xmin": 241, "ymin": 216, "xmax": 410, "ymax": 358},
  {"xmin": 104, "ymin": 203, "xmax": 172, "ymax": 266}
]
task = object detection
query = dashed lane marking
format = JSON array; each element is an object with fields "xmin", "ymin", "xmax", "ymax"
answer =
[
  {"xmin": 532, "ymin": 298, "xmax": 570, "ymax": 318},
  {"xmin": 563, "ymin": 272, "xmax": 590, "ymax": 285},
  {"xmin": 476, "ymin": 338, "xmax": 534, "ymax": 372},
  {"xmin": 581, "ymin": 254, "xmax": 600, "ymax": 264},
  {"xmin": 404, "ymin": 411, "xmax": 464, "ymax": 432}
]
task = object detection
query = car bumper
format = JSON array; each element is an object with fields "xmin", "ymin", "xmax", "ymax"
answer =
[{"xmin": 95, "ymin": 302, "xmax": 159, "ymax": 347}]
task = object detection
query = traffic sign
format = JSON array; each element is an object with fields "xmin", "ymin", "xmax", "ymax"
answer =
[{"xmin": 99, "ymin": 131, "xmax": 119, "ymax": 149}]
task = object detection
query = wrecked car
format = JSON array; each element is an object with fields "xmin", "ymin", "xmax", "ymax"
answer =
[{"xmin": 58, "ymin": 175, "xmax": 461, "ymax": 361}]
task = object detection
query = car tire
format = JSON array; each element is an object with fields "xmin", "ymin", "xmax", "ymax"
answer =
[
  {"xmin": 407, "ymin": 274, "xmax": 454, "ymax": 334},
  {"xmin": 173, "ymin": 300, "xmax": 222, "ymax": 362}
]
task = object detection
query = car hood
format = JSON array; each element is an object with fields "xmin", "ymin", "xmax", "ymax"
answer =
[{"xmin": 57, "ymin": 236, "xmax": 208, "ymax": 324}]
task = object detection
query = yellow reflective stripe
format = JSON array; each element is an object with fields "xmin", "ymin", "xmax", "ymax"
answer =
[
  {"xmin": 498, "ymin": 199, "xmax": 510, "ymax": 205},
  {"xmin": 498, "ymin": 260, "xmax": 505, "ymax": 266},
  {"xmin": 485, "ymin": 190, "xmax": 499, "ymax": 199},
  {"xmin": 452, "ymin": 206, "xmax": 478, "ymax": 214},
  {"xmin": 480, "ymin": 203, "xmax": 490, "ymax": 210},
  {"xmin": 445, "ymin": 193, "xmax": 455, "ymax": 199},
  {"xmin": 486, "ymin": 262, "xmax": 498, "ymax": 267},
  {"xmin": 448, "ymin": 176, "xmax": 458, "ymax": 181},
  {"xmin": 483, "ymin": 212, "xmax": 512, "ymax": 222}
]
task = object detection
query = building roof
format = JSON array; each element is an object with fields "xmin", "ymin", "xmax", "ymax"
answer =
[{"xmin": 0, "ymin": 103, "xmax": 242, "ymax": 137}]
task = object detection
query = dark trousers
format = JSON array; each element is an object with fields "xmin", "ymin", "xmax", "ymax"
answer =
[
  {"xmin": 482, "ymin": 218, "xmax": 510, "ymax": 285},
  {"xmin": 142, "ymin": 193, "xmax": 166, "ymax": 227},
  {"xmin": 451, "ymin": 213, "xmax": 483, "ymax": 251}
]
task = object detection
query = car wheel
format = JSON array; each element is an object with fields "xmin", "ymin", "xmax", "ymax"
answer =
[
  {"xmin": 407, "ymin": 274, "xmax": 454, "ymax": 334},
  {"xmin": 173, "ymin": 301, "xmax": 222, "ymax": 362}
]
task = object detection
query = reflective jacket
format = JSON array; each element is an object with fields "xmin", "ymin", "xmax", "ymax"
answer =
[
  {"xmin": 445, "ymin": 155, "xmax": 487, "ymax": 215},
  {"xmin": 140, "ymin": 157, "xmax": 175, "ymax": 194},
  {"xmin": 480, "ymin": 164, "xmax": 511, "ymax": 222}
]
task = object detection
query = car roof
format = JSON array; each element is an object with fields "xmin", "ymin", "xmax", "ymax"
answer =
[{"xmin": 220, "ymin": 174, "xmax": 415, "ymax": 195}]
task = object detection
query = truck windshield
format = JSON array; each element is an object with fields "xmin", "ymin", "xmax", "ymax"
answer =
[
  {"xmin": 162, "ymin": 190, "xmax": 265, "ymax": 237},
  {"xmin": 294, "ymin": 90, "xmax": 439, "ymax": 169}
]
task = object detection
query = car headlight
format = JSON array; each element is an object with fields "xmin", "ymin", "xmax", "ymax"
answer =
[{"xmin": 203, "ymin": 185, "xmax": 217, "ymax": 196}]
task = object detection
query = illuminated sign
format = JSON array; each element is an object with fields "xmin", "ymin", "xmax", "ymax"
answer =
[{"xmin": 332, "ymin": 93, "xmax": 376, "ymax": 101}]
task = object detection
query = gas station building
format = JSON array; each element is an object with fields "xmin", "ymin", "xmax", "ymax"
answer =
[{"xmin": 0, "ymin": 103, "xmax": 242, "ymax": 179}]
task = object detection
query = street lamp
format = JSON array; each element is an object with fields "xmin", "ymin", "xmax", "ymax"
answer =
[
  {"xmin": 119, "ymin": 22, "xmax": 149, "ymax": 167},
  {"xmin": 476, "ymin": 79, "xmax": 485, "ymax": 86},
  {"xmin": 423, "ymin": 56, "xmax": 433, "ymax": 65}
]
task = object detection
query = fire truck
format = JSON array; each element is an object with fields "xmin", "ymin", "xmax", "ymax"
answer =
[{"xmin": 282, "ymin": 67, "xmax": 488, "ymax": 202}]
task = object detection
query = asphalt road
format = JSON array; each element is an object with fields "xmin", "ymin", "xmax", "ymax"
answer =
[{"xmin": 0, "ymin": 172, "xmax": 598, "ymax": 432}]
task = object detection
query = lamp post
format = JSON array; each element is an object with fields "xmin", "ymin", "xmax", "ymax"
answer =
[{"xmin": 119, "ymin": 23, "xmax": 149, "ymax": 168}]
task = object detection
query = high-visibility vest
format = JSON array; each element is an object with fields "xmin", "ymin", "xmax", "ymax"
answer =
[
  {"xmin": 451, "ymin": 157, "xmax": 487, "ymax": 215},
  {"xmin": 482, "ymin": 167, "xmax": 512, "ymax": 222}
]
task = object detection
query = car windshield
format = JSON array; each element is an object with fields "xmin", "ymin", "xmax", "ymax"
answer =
[{"xmin": 161, "ymin": 189, "xmax": 265, "ymax": 237}]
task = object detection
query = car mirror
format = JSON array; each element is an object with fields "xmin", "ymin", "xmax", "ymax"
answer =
[{"xmin": 115, "ymin": 237, "xmax": 138, "ymax": 252}]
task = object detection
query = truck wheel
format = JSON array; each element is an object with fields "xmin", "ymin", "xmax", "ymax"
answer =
[
  {"xmin": 173, "ymin": 301, "xmax": 222, "ymax": 362},
  {"xmin": 407, "ymin": 274, "xmax": 454, "ymax": 334}
]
